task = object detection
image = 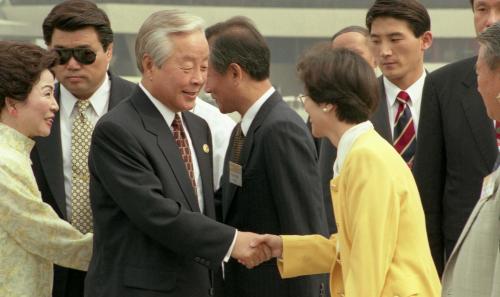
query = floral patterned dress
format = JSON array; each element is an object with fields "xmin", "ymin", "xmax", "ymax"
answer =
[{"xmin": 0, "ymin": 123, "xmax": 92, "ymax": 297}]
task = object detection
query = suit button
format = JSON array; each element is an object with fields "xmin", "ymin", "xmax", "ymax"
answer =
[{"xmin": 195, "ymin": 257, "xmax": 200, "ymax": 262}]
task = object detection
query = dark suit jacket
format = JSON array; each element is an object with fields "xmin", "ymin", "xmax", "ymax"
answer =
[
  {"xmin": 318, "ymin": 77, "xmax": 393, "ymax": 234},
  {"xmin": 219, "ymin": 91, "xmax": 329, "ymax": 297},
  {"xmin": 413, "ymin": 57, "xmax": 497, "ymax": 275},
  {"xmin": 30, "ymin": 73, "xmax": 135, "ymax": 297},
  {"xmin": 84, "ymin": 86, "xmax": 235, "ymax": 297}
]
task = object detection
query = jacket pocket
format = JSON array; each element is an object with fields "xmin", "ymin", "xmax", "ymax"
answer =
[
  {"xmin": 123, "ymin": 266, "xmax": 176, "ymax": 292},
  {"xmin": 388, "ymin": 278, "xmax": 420, "ymax": 297}
]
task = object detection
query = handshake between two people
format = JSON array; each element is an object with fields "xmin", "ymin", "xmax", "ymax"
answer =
[{"xmin": 230, "ymin": 232, "xmax": 283, "ymax": 269}]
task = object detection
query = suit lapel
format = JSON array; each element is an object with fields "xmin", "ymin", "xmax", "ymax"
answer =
[
  {"xmin": 130, "ymin": 88, "xmax": 200, "ymax": 212},
  {"xmin": 35, "ymin": 83, "xmax": 67, "ymax": 217},
  {"xmin": 459, "ymin": 63, "xmax": 497, "ymax": 169},
  {"xmin": 183, "ymin": 111, "xmax": 214, "ymax": 217},
  {"xmin": 109, "ymin": 72, "xmax": 134, "ymax": 108},
  {"xmin": 446, "ymin": 168, "xmax": 499, "ymax": 271},
  {"xmin": 371, "ymin": 77, "xmax": 392, "ymax": 143},
  {"xmin": 222, "ymin": 92, "xmax": 281, "ymax": 219}
]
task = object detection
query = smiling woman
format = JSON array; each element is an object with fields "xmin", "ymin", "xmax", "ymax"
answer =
[{"xmin": 0, "ymin": 41, "xmax": 93, "ymax": 297}]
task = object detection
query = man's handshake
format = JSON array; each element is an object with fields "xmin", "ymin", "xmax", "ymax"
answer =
[{"xmin": 230, "ymin": 232, "xmax": 284, "ymax": 269}]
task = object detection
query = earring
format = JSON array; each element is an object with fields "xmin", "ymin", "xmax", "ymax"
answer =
[
  {"xmin": 496, "ymin": 93, "xmax": 500, "ymax": 103},
  {"xmin": 322, "ymin": 107, "xmax": 328, "ymax": 112}
]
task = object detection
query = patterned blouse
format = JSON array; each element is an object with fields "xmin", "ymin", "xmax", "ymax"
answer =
[{"xmin": 0, "ymin": 123, "xmax": 92, "ymax": 297}]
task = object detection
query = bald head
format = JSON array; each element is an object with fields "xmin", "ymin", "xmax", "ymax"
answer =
[{"xmin": 331, "ymin": 27, "xmax": 377, "ymax": 68}]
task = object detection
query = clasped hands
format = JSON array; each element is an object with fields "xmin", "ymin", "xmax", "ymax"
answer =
[{"xmin": 230, "ymin": 231, "xmax": 283, "ymax": 269}]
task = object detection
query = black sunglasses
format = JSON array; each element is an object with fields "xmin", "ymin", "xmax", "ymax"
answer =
[{"xmin": 54, "ymin": 48, "xmax": 97, "ymax": 65}]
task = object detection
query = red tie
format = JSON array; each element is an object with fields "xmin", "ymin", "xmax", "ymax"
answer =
[
  {"xmin": 172, "ymin": 113, "xmax": 197, "ymax": 194},
  {"xmin": 496, "ymin": 121, "xmax": 500, "ymax": 148},
  {"xmin": 393, "ymin": 91, "xmax": 417, "ymax": 167}
]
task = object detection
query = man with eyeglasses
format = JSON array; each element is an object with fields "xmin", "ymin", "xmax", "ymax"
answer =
[{"xmin": 30, "ymin": 1, "xmax": 135, "ymax": 297}]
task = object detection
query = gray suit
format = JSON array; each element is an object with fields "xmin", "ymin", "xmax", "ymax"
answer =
[{"xmin": 441, "ymin": 160, "xmax": 500, "ymax": 297}]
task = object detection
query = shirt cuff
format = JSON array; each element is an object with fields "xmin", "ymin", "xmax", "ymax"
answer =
[{"xmin": 224, "ymin": 229, "xmax": 238, "ymax": 262}]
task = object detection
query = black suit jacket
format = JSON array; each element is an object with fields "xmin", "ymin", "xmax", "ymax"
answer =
[
  {"xmin": 30, "ymin": 72, "xmax": 135, "ymax": 297},
  {"xmin": 413, "ymin": 57, "xmax": 497, "ymax": 274},
  {"xmin": 85, "ymin": 86, "xmax": 235, "ymax": 297},
  {"xmin": 219, "ymin": 92, "xmax": 329, "ymax": 297},
  {"xmin": 318, "ymin": 78, "xmax": 393, "ymax": 234}
]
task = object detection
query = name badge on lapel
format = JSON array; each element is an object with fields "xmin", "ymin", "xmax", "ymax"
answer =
[
  {"xmin": 229, "ymin": 161, "xmax": 243, "ymax": 187},
  {"xmin": 480, "ymin": 172, "xmax": 495, "ymax": 200}
]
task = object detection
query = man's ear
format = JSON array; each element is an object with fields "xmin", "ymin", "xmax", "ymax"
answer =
[
  {"xmin": 228, "ymin": 63, "xmax": 243, "ymax": 82},
  {"xmin": 420, "ymin": 31, "xmax": 433, "ymax": 51},
  {"xmin": 142, "ymin": 54, "xmax": 155, "ymax": 80}
]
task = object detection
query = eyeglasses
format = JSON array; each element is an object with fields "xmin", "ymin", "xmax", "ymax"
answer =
[
  {"xmin": 297, "ymin": 94, "xmax": 309, "ymax": 105},
  {"xmin": 53, "ymin": 48, "xmax": 97, "ymax": 65}
]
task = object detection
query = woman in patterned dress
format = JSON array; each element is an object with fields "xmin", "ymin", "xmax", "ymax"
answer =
[{"xmin": 0, "ymin": 41, "xmax": 92, "ymax": 297}]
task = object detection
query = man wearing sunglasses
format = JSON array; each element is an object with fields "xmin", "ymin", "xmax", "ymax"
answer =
[{"xmin": 30, "ymin": 1, "xmax": 135, "ymax": 297}]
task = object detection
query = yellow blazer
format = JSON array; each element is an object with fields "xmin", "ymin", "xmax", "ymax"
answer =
[{"xmin": 278, "ymin": 129, "xmax": 441, "ymax": 297}]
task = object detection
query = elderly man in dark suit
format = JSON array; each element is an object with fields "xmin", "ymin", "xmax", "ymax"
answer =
[
  {"xmin": 85, "ymin": 10, "xmax": 267, "ymax": 297},
  {"xmin": 30, "ymin": 1, "xmax": 135, "ymax": 296},
  {"xmin": 204, "ymin": 17, "xmax": 329, "ymax": 297},
  {"xmin": 413, "ymin": 0, "xmax": 500, "ymax": 274}
]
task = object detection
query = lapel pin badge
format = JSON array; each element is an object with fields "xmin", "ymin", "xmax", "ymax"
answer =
[{"xmin": 203, "ymin": 144, "xmax": 210, "ymax": 153}]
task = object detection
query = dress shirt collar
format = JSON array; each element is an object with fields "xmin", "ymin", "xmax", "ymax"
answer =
[
  {"xmin": 139, "ymin": 83, "xmax": 177, "ymax": 127},
  {"xmin": 384, "ymin": 70, "xmax": 426, "ymax": 108},
  {"xmin": 240, "ymin": 86, "xmax": 275, "ymax": 136},
  {"xmin": 0, "ymin": 122, "xmax": 35, "ymax": 155},
  {"xmin": 60, "ymin": 73, "xmax": 110, "ymax": 118},
  {"xmin": 333, "ymin": 121, "xmax": 374, "ymax": 178}
]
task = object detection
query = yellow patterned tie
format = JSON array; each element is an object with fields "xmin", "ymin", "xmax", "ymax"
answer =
[
  {"xmin": 230, "ymin": 123, "xmax": 245, "ymax": 165},
  {"xmin": 71, "ymin": 100, "xmax": 93, "ymax": 233}
]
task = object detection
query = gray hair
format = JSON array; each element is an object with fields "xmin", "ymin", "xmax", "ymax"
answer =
[
  {"xmin": 477, "ymin": 22, "xmax": 500, "ymax": 71},
  {"xmin": 135, "ymin": 10, "xmax": 205, "ymax": 73}
]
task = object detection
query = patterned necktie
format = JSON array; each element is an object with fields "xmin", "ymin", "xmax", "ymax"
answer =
[
  {"xmin": 393, "ymin": 91, "xmax": 417, "ymax": 167},
  {"xmin": 495, "ymin": 121, "xmax": 500, "ymax": 148},
  {"xmin": 172, "ymin": 113, "xmax": 197, "ymax": 195},
  {"xmin": 230, "ymin": 123, "xmax": 245, "ymax": 164},
  {"xmin": 71, "ymin": 100, "xmax": 93, "ymax": 233}
]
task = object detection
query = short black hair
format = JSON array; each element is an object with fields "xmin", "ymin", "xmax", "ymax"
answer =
[
  {"xmin": 42, "ymin": 0, "xmax": 113, "ymax": 50},
  {"xmin": 366, "ymin": 0, "xmax": 431, "ymax": 37},
  {"xmin": 206, "ymin": 16, "xmax": 270, "ymax": 81}
]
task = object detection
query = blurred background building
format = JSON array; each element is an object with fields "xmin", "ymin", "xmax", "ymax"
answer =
[{"xmin": 0, "ymin": 0, "xmax": 478, "ymax": 118}]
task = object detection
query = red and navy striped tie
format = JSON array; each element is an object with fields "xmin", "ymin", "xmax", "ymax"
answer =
[{"xmin": 393, "ymin": 91, "xmax": 416, "ymax": 167}]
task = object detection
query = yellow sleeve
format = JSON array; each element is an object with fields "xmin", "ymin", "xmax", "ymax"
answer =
[
  {"xmin": 277, "ymin": 234, "xmax": 337, "ymax": 278},
  {"xmin": 342, "ymin": 150, "xmax": 400, "ymax": 296},
  {"xmin": 0, "ymin": 164, "xmax": 92, "ymax": 271}
]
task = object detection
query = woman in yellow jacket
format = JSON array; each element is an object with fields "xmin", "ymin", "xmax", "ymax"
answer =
[{"xmin": 248, "ymin": 46, "xmax": 441, "ymax": 297}]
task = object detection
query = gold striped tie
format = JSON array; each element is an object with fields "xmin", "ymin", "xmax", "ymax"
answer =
[
  {"xmin": 71, "ymin": 100, "xmax": 93, "ymax": 234},
  {"xmin": 230, "ymin": 123, "xmax": 245, "ymax": 164}
]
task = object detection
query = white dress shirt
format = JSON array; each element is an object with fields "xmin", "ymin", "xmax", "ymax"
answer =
[
  {"xmin": 383, "ymin": 70, "xmax": 426, "ymax": 139},
  {"xmin": 60, "ymin": 74, "xmax": 110, "ymax": 219},
  {"xmin": 241, "ymin": 86, "xmax": 275, "ymax": 135},
  {"xmin": 139, "ymin": 83, "xmax": 204, "ymax": 212},
  {"xmin": 333, "ymin": 121, "xmax": 374, "ymax": 178},
  {"xmin": 191, "ymin": 98, "xmax": 235, "ymax": 190}
]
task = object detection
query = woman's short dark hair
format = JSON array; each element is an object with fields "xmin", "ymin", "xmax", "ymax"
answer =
[
  {"xmin": 366, "ymin": 0, "xmax": 431, "ymax": 37},
  {"xmin": 297, "ymin": 44, "xmax": 379, "ymax": 124},
  {"xmin": 42, "ymin": 0, "xmax": 113, "ymax": 51},
  {"xmin": 0, "ymin": 41, "xmax": 59, "ymax": 110}
]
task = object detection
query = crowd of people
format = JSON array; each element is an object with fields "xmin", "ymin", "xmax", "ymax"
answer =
[{"xmin": 0, "ymin": 0, "xmax": 499, "ymax": 296}]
